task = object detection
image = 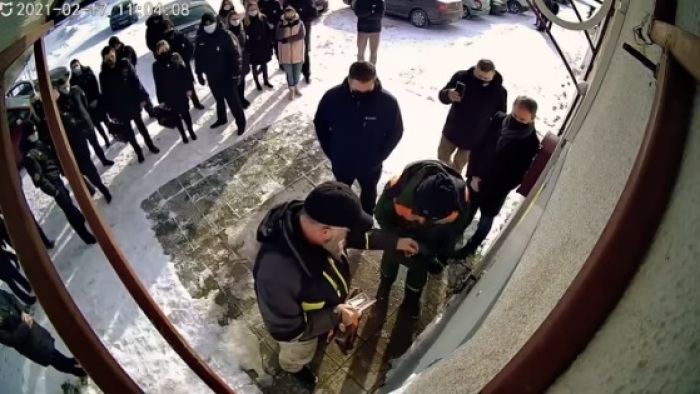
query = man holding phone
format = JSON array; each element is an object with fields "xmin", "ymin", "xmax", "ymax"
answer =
[{"xmin": 437, "ymin": 59, "xmax": 507, "ymax": 174}]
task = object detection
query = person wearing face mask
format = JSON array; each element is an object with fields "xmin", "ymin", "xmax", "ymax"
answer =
[
  {"xmin": 375, "ymin": 160, "xmax": 472, "ymax": 318},
  {"xmin": 283, "ymin": 0, "xmax": 317, "ymax": 83},
  {"xmin": 19, "ymin": 130, "xmax": 97, "ymax": 245},
  {"xmin": 314, "ymin": 61, "xmax": 404, "ymax": 216},
  {"xmin": 50, "ymin": 68, "xmax": 113, "ymax": 204},
  {"xmin": 108, "ymin": 36, "xmax": 157, "ymax": 119},
  {"xmin": 99, "ymin": 46, "xmax": 160, "ymax": 162},
  {"xmin": 227, "ymin": 12, "xmax": 252, "ymax": 109},
  {"xmin": 218, "ymin": 0, "xmax": 235, "ymax": 22},
  {"xmin": 195, "ymin": 13, "xmax": 247, "ymax": 133},
  {"xmin": 243, "ymin": 2, "xmax": 274, "ymax": 91},
  {"xmin": 153, "ymin": 41, "xmax": 198, "ymax": 143},
  {"xmin": 455, "ymin": 96, "xmax": 541, "ymax": 258},
  {"xmin": 437, "ymin": 59, "xmax": 507, "ymax": 176},
  {"xmin": 253, "ymin": 181, "xmax": 419, "ymax": 386},
  {"xmin": 145, "ymin": 13, "xmax": 168, "ymax": 54},
  {"xmin": 258, "ymin": 0, "xmax": 283, "ymax": 68},
  {"xmin": 162, "ymin": 20, "xmax": 205, "ymax": 110},
  {"xmin": 69, "ymin": 59, "xmax": 111, "ymax": 148},
  {"xmin": 276, "ymin": 6, "xmax": 306, "ymax": 100}
]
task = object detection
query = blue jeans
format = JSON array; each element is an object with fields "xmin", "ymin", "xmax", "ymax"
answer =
[{"xmin": 282, "ymin": 63, "xmax": 303, "ymax": 87}]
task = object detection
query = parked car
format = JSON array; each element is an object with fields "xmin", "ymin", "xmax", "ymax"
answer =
[
  {"xmin": 315, "ymin": 0, "xmax": 329, "ymax": 13},
  {"xmin": 167, "ymin": 0, "xmax": 216, "ymax": 43},
  {"xmin": 490, "ymin": 0, "xmax": 508, "ymax": 14},
  {"xmin": 462, "ymin": 0, "xmax": 490, "ymax": 18},
  {"xmin": 110, "ymin": 0, "xmax": 139, "ymax": 30},
  {"xmin": 5, "ymin": 80, "xmax": 35, "ymax": 99},
  {"xmin": 506, "ymin": 0, "xmax": 531, "ymax": 13},
  {"xmin": 345, "ymin": 0, "xmax": 462, "ymax": 28}
]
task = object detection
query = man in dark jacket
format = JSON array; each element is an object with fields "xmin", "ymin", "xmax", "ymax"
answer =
[
  {"xmin": 375, "ymin": 160, "xmax": 471, "ymax": 318},
  {"xmin": 163, "ymin": 19, "xmax": 205, "ymax": 109},
  {"xmin": 195, "ymin": 12, "xmax": 247, "ymax": 134},
  {"xmin": 100, "ymin": 46, "xmax": 160, "ymax": 162},
  {"xmin": 437, "ymin": 59, "xmax": 507, "ymax": 175},
  {"xmin": 457, "ymin": 96, "xmax": 540, "ymax": 258},
  {"xmin": 20, "ymin": 132, "xmax": 96, "ymax": 245},
  {"xmin": 353, "ymin": 0, "xmax": 384, "ymax": 65},
  {"xmin": 259, "ymin": 0, "xmax": 283, "ymax": 67},
  {"xmin": 69, "ymin": 59, "xmax": 110, "ymax": 148},
  {"xmin": 253, "ymin": 181, "xmax": 418, "ymax": 385},
  {"xmin": 314, "ymin": 61, "xmax": 403, "ymax": 215},
  {"xmin": 0, "ymin": 290, "xmax": 86, "ymax": 377},
  {"xmin": 51, "ymin": 69, "xmax": 113, "ymax": 203},
  {"xmin": 284, "ymin": 0, "xmax": 317, "ymax": 82},
  {"xmin": 109, "ymin": 36, "xmax": 157, "ymax": 118},
  {"xmin": 145, "ymin": 13, "xmax": 168, "ymax": 54}
]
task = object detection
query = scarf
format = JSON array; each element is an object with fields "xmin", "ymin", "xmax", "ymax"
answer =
[{"xmin": 497, "ymin": 115, "xmax": 534, "ymax": 151}]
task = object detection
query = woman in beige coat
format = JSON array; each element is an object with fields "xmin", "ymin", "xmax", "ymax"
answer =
[{"xmin": 276, "ymin": 6, "xmax": 306, "ymax": 100}]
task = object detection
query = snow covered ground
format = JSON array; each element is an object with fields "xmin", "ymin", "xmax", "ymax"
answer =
[{"xmin": 1, "ymin": 1, "xmax": 588, "ymax": 392}]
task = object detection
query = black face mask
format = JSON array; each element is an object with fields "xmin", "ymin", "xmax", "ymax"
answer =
[
  {"xmin": 351, "ymin": 90, "xmax": 372, "ymax": 100},
  {"xmin": 157, "ymin": 51, "xmax": 171, "ymax": 62},
  {"xmin": 509, "ymin": 115, "xmax": 531, "ymax": 130},
  {"xmin": 165, "ymin": 30, "xmax": 175, "ymax": 39}
]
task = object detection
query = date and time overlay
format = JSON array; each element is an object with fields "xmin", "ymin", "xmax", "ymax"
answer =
[{"xmin": 0, "ymin": 1, "xmax": 191, "ymax": 18}]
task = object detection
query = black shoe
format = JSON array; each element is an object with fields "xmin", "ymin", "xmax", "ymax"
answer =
[
  {"xmin": 82, "ymin": 233, "xmax": 97, "ymax": 245},
  {"xmin": 87, "ymin": 187, "xmax": 96, "ymax": 197},
  {"xmin": 292, "ymin": 367, "xmax": 317, "ymax": 386},
  {"xmin": 400, "ymin": 290, "xmax": 422, "ymax": 320},
  {"xmin": 189, "ymin": 132, "xmax": 197, "ymax": 140},
  {"xmin": 237, "ymin": 126, "xmax": 246, "ymax": 136},
  {"xmin": 46, "ymin": 240, "xmax": 56, "ymax": 249},
  {"xmin": 102, "ymin": 159, "xmax": 115, "ymax": 166},
  {"xmin": 264, "ymin": 82, "xmax": 273, "ymax": 88},
  {"xmin": 137, "ymin": 155, "xmax": 145, "ymax": 163},
  {"xmin": 210, "ymin": 120, "xmax": 227, "ymax": 128},
  {"xmin": 255, "ymin": 83, "xmax": 263, "ymax": 91},
  {"xmin": 104, "ymin": 191, "xmax": 112, "ymax": 204},
  {"xmin": 194, "ymin": 104, "xmax": 205, "ymax": 110},
  {"xmin": 25, "ymin": 296, "xmax": 37, "ymax": 307},
  {"xmin": 183, "ymin": 137, "xmax": 189, "ymax": 144},
  {"xmin": 242, "ymin": 99, "xmax": 251, "ymax": 109},
  {"xmin": 304, "ymin": 76, "xmax": 311, "ymax": 84},
  {"xmin": 148, "ymin": 146, "xmax": 160, "ymax": 154}
]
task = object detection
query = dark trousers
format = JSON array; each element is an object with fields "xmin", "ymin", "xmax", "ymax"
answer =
[
  {"xmin": 302, "ymin": 24, "xmax": 311, "ymax": 79},
  {"xmin": 381, "ymin": 250, "xmax": 429, "ymax": 294},
  {"xmin": 238, "ymin": 78, "xmax": 250, "ymax": 106},
  {"xmin": 185, "ymin": 62, "xmax": 203, "ymax": 107},
  {"xmin": 252, "ymin": 63, "xmax": 270, "ymax": 88},
  {"xmin": 0, "ymin": 252, "xmax": 34, "ymax": 305},
  {"xmin": 142, "ymin": 100, "xmax": 156, "ymax": 118},
  {"xmin": 52, "ymin": 181, "xmax": 95, "ymax": 244},
  {"xmin": 211, "ymin": 78, "xmax": 246, "ymax": 132},
  {"xmin": 174, "ymin": 110, "xmax": 195, "ymax": 141},
  {"xmin": 332, "ymin": 166, "xmax": 382, "ymax": 215},
  {"xmin": 84, "ymin": 129, "xmax": 109, "ymax": 164},
  {"xmin": 89, "ymin": 112, "xmax": 110, "ymax": 146},
  {"xmin": 122, "ymin": 114, "xmax": 157, "ymax": 151},
  {"xmin": 50, "ymin": 350, "xmax": 86, "ymax": 377},
  {"xmin": 464, "ymin": 184, "xmax": 496, "ymax": 250},
  {"xmin": 76, "ymin": 157, "xmax": 110, "ymax": 199}
]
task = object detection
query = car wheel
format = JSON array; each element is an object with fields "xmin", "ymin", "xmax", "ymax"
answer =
[
  {"xmin": 410, "ymin": 9, "xmax": 429, "ymax": 27},
  {"xmin": 507, "ymin": 0, "xmax": 522, "ymax": 13},
  {"xmin": 462, "ymin": 4, "xmax": 471, "ymax": 19}
]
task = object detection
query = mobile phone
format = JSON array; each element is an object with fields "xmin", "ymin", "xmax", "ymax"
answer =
[{"xmin": 455, "ymin": 81, "xmax": 466, "ymax": 97}]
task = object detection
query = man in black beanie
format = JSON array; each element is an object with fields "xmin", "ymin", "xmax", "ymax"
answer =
[{"xmin": 374, "ymin": 160, "xmax": 472, "ymax": 318}]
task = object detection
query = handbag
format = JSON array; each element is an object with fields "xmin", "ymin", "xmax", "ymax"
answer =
[
  {"xmin": 154, "ymin": 105, "xmax": 179, "ymax": 129},
  {"xmin": 106, "ymin": 121, "xmax": 130, "ymax": 143}
]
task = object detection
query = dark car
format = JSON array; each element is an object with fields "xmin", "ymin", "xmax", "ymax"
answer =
[
  {"xmin": 346, "ymin": 0, "xmax": 461, "ymax": 28},
  {"xmin": 167, "ymin": 0, "xmax": 216, "ymax": 43},
  {"xmin": 110, "ymin": 0, "xmax": 139, "ymax": 30}
]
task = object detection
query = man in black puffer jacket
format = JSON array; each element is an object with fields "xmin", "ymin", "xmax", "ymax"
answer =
[
  {"xmin": 0, "ymin": 289, "xmax": 86, "ymax": 378},
  {"xmin": 353, "ymin": 0, "xmax": 384, "ymax": 65},
  {"xmin": 195, "ymin": 12, "xmax": 247, "ymax": 134},
  {"xmin": 314, "ymin": 61, "xmax": 403, "ymax": 215},
  {"xmin": 437, "ymin": 59, "xmax": 507, "ymax": 175}
]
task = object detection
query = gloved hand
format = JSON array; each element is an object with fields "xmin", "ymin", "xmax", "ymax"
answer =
[{"xmin": 197, "ymin": 74, "xmax": 206, "ymax": 86}]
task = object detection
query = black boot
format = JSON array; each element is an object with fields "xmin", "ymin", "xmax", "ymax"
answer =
[
  {"xmin": 292, "ymin": 366, "xmax": 317, "ymax": 387},
  {"xmin": 400, "ymin": 289, "xmax": 422, "ymax": 320},
  {"xmin": 242, "ymin": 99, "xmax": 251, "ymax": 109},
  {"xmin": 148, "ymin": 144, "xmax": 160, "ymax": 154},
  {"xmin": 80, "ymin": 231, "xmax": 97, "ymax": 245},
  {"xmin": 264, "ymin": 81, "xmax": 273, "ymax": 88},
  {"xmin": 189, "ymin": 130, "xmax": 197, "ymax": 140},
  {"xmin": 104, "ymin": 190, "xmax": 112, "ymax": 204},
  {"xmin": 210, "ymin": 119, "xmax": 227, "ymax": 128}
]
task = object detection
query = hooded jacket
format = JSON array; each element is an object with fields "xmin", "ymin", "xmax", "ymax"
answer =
[
  {"xmin": 164, "ymin": 29, "xmax": 195, "ymax": 63},
  {"xmin": 314, "ymin": 78, "xmax": 403, "ymax": 176},
  {"xmin": 438, "ymin": 67, "xmax": 508, "ymax": 150},
  {"xmin": 253, "ymin": 201, "xmax": 398, "ymax": 342},
  {"xmin": 0, "ymin": 290, "xmax": 57, "ymax": 366},
  {"xmin": 194, "ymin": 21, "xmax": 242, "ymax": 82}
]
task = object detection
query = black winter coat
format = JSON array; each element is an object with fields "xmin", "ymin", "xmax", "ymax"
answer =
[
  {"xmin": 117, "ymin": 45, "xmax": 138, "ymax": 66},
  {"xmin": 354, "ymin": 0, "xmax": 385, "ymax": 33},
  {"xmin": 69, "ymin": 66, "xmax": 104, "ymax": 118},
  {"xmin": 228, "ymin": 25, "xmax": 251, "ymax": 75},
  {"xmin": 99, "ymin": 59, "xmax": 151, "ymax": 120},
  {"xmin": 194, "ymin": 26, "xmax": 242, "ymax": 82},
  {"xmin": 438, "ymin": 67, "xmax": 507, "ymax": 150},
  {"xmin": 153, "ymin": 54, "xmax": 194, "ymax": 113},
  {"xmin": 314, "ymin": 79, "xmax": 404, "ymax": 176},
  {"xmin": 259, "ymin": 0, "xmax": 283, "ymax": 27},
  {"xmin": 467, "ymin": 112, "xmax": 540, "ymax": 216},
  {"xmin": 55, "ymin": 86, "xmax": 94, "ymax": 162},
  {"xmin": 146, "ymin": 15, "xmax": 168, "ymax": 53},
  {"xmin": 165, "ymin": 30, "xmax": 194, "ymax": 63},
  {"xmin": 244, "ymin": 15, "xmax": 274, "ymax": 65},
  {"xmin": 0, "ymin": 290, "xmax": 56, "ymax": 366}
]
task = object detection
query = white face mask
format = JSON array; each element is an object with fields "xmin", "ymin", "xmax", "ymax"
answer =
[
  {"xmin": 230, "ymin": 19, "xmax": 240, "ymax": 26},
  {"xmin": 223, "ymin": 5, "xmax": 231, "ymax": 10},
  {"xmin": 203, "ymin": 24, "xmax": 216, "ymax": 34},
  {"xmin": 59, "ymin": 86, "xmax": 70, "ymax": 94},
  {"xmin": 248, "ymin": 10, "xmax": 258, "ymax": 17},
  {"xmin": 72, "ymin": 67, "xmax": 81, "ymax": 75},
  {"xmin": 28, "ymin": 133, "xmax": 39, "ymax": 142}
]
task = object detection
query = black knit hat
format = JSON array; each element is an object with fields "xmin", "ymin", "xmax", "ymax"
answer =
[
  {"xmin": 304, "ymin": 182, "xmax": 374, "ymax": 233},
  {"xmin": 108, "ymin": 36, "xmax": 121, "ymax": 48},
  {"xmin": 414, "ymin": 173, "xmax": 460, "ymax": 220},
  {"xmin": 201, "ymin": 12, "xmax": 217, "ymax": 24}
]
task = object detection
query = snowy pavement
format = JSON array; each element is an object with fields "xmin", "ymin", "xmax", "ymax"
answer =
[{"xmin": 1, "ymin": 0, "xmax": 588, "ymax": 393}]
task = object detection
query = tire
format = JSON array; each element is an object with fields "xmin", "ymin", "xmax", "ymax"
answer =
[
  {"xmin": 462, "ymin": 4, "xmax": 471, "ymax": 19},
  {"xmin": 410, "ymin": 9, "xmax": 429, "ymax": 27},
  {"xmin": 507, "ymin": 0, "xmax": 522, "ymax": 13}
]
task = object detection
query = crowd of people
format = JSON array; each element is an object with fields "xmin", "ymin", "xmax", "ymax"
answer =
[{"xmin": 3, "ymin": 0, "xmax": 547, "ymax": 385}]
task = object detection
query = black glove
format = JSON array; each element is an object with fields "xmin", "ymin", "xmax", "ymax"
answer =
[{"xmin": 197, "ymin": 74, "xmax": 206, "ymax": 86}]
